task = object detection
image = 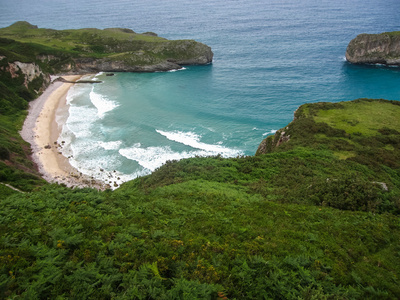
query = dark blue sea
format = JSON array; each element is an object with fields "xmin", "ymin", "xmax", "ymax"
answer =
[{"xmin": 1, "ymin": 0, "xmax": 399, "ymax": 184}]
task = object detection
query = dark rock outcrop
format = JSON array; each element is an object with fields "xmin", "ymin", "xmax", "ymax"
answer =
[
  {"xmin": 63, "ymin": 57, "xmax": 189, "ymax": 74},
  {"xmin": 60, "ymin": 39, "xmax": 214, "ymax": 74},
  {"xmin": 346, "ymin": 32, "xmax": 400, "ymax": 65},
  {"xmin": 256, "ymin": 129, "xmax": 290, "ymax": 155},
  {"xmin": 142, "ymin": 32, "xmax": 158, "ymax": 37}
]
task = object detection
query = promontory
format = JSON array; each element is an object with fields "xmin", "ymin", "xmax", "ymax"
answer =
[
  {"xmin": 0, "ymin": 21, "xmax": 213, "ymax": 74},
  {"xmin": 346, "ymin": 31, "xmax": 400, "ymax": 65}
]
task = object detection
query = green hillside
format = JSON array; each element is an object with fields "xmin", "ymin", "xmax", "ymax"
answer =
[{"xmin": 0, "ymin": 24, "xmax": 400, "ymax": 299}]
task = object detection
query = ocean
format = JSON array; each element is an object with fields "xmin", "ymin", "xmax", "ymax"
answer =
[{"xmin": 1, "ymin": 0, "xmax": 399, "ymax": 185}]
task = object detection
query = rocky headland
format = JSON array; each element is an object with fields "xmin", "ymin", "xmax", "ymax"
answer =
[
  {"xmin": 0, "ymin": 21, "xmax": 213, "ymax": 74},
  {"xmin": 346, "ymin": 31, "xmax": 400, "ymax": 65}
]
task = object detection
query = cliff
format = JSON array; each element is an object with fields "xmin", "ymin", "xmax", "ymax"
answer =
[
  {"xmin": 0, "ymin": 21, "xmax": 213, "ymax": 73},
  {"xmin": 345, "ymin": 31, "xmax": 400, "ymax": 65}
]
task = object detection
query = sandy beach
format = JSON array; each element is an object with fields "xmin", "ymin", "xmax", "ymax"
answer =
[{"xmin": 20, "ymin": 76, "xmax": 108, "ymax": 190}]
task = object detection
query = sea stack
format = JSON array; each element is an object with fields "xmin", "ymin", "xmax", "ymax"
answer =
[{"xmin": 345, "ymin": 32, "xmax": 400, "ymax": 66}]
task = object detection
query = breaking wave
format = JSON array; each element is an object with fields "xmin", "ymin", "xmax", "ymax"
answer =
[
  {"xmin": 156, "ymin": 129, "xmax": 241, "ymax": 156},
  {"xmin": 89, "ymin": 87, "xmax": 119, "ymax": 118},
  {"xmin": 119, "ymin": 130, "xmax": 243, "ymax": 172}
]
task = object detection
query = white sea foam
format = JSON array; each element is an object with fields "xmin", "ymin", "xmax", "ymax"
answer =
[
  {"xmin": 119, "ymin": 146, "xmax": 205, "ymax": 171},
  {"xmin": 65, "ymin": 106, "xmax": 98, "ymax": 138},
  {"xmin": 98, "ymin": 141, "xmax": 123, "ymax": 150},
  {"xmin": 94, "ymin": 72, "xmax": 104, "ymax": 79},
  {"xmin": 262, "ymin": 129, "xmax": 277, "ymax": 136},
  {"xmin": 89, "ymin": 87, "xmax": 119, "ymax": 118},
  {"xmin": 58, "ymin": 125, "xmax": 74, "ymax": 158},
  {"xmin": 167, "ymin": 67, "xmax": 187, "ymax": 72},
  {"xmin": 119, "ymin": 131, "xmax": 243, "ymax": 172},
  {"xmin": 156, "ymin": 129, "xmax": 237, "ymax": 155},
  {"xmin": 66, "ymin": 84, "xmax": 91, "ymax": 105}
]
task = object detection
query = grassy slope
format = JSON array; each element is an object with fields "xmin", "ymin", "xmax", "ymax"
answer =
[{"xmin": 1, "ymin": 98, "xmax": 400, "ymax": 299}]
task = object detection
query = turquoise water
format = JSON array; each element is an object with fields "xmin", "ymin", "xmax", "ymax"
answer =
[{"xmin": 1, "ymin": 0, "xmax": 399, "ymax": 184}]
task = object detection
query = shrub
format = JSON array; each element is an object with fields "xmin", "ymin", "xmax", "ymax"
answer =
[
  {"xmin": 307, "ymin": 176, "xmax": 384, "ymax": 212},
  {"xmin": 0, "ymin": 145, "xmax": 10, "ymax": 160}
]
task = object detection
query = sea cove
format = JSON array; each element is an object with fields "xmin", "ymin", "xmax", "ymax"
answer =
[{"xmin": 1, "ymin": 0, "xmax": 400, "ymax": 298}]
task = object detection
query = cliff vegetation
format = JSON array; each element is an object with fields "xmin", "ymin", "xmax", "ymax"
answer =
[{"xmin": 0, "ymin": 26, "xmax": 400, "ymax": 299}]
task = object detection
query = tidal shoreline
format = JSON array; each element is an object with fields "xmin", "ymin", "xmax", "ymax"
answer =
[{"xmin": 20, "ymin": 75, "xmax": 109, "ymax": 190}]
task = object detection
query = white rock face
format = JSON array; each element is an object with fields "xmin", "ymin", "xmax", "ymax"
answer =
[
  {"xmin": 8, "ymin": 61, "xmax": 50, "ymax": 91},
  {"xmin": 14, "ymin": 62, "xmax": 41, "ymax": 84}
]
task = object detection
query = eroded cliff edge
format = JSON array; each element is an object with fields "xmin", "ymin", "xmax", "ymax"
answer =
[
  {"xmin": 0, "ymin": 21, "xmax": 213, "ymax": 73},
  {"xmin": 346, "ymin": 32, "xmax": 400, "ymax": 66}
]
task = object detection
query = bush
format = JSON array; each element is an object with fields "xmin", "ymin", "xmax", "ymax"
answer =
[
  {"xmin": 0, "ymin": 145, "xmax": 10, "ymax": 160},
  {"xmin": 307, "ymin": 176, "xmax": 384, "ymax": 212}
]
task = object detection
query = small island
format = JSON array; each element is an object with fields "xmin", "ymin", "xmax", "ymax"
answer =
[{"xmin": 346, "ymin": 31, "xmax": 400, "ymax": 65}]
